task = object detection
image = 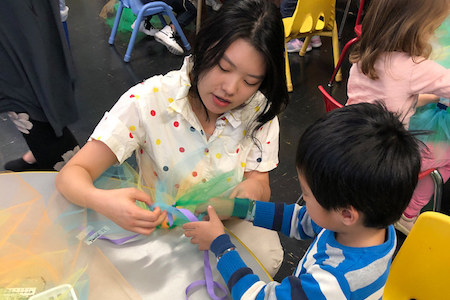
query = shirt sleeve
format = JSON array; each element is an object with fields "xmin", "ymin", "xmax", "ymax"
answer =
[
  {"xmin": 252, "ymin": 202, "xmax": 322, "ymax": 240},
  {"xmin": 409, "ymin": 58, "xmax": 450, "ymax": 98},
  {"xmin": 90, "ymin": 84, "xmax": 147, "ymax": 163},
  {"xmin": 245, "ymin": 116, "xmax": 280, "ymax": 172}
]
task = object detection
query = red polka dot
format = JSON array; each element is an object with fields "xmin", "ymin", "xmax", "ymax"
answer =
[
  {"xmin": 179, "ymin": 147, "xmax": 185, "ymax": 153},
  {"xmin": 144, "ymin": 140, "xmax": 147, "ymax": 143},
  {"xmin": 205, "ymin": 148, "xmax": 209, "ymax": 153},
  {"xmin": 192, "ymin": 171, "xmax": 198, "ymax": 177},
  {"xmin": 129, "ymin": 133, "xmax": 133, "ymax": 138},
  {"xmin": 150, "ymin": 110, "xmax": 156, "ymax": 116},
  {"xmin": 221, "ymin": 117, "xmax": 226, "ymax": 120},
  {"xmin": 236, "ymin": 148, "xmax": 240, "ymax": 153},
  {"xmin": 267, "ymin": 141, "xmax": 270, "ymax": 144},
  {"xmin": 174, "ymin": 121, "xmax": 179, "ymax": 127},
  {"xmin": 140, "ymin": 149, "xmax": 143, "ymax": 154},
  {"xmin": 153, "ymin": 171, "xmax": 158, "ymax": 177},
  {"xmin": 130, "ymin": 94, "xmax": 135, "ymax": 98},
  {"xmin": 175, "ymin": 184, "xmax": 180, "ymax": 189},
  {"xmin": 260, "ymin": 126, "xmax": 263, "ymax": 131}
]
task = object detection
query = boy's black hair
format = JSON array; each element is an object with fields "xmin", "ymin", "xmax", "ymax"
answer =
[
  {"xmin": 190, "ymin": 0, "xmax": 288, "ymax": 138},
  {"xmin": 296, "ymin": 103, "xmax": 421, "ymax": 228}
]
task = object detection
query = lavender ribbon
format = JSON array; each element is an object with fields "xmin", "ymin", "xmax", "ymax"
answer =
[{"xmin": 178, "ymin": 209, "xmax": 227, "ymax": 300}]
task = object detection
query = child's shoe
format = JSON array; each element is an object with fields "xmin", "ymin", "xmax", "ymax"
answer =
[
  {"xmin": 286, "ymin": 39, "xmax": 312, "ymax": 53},
  {"xmin": 154, "ymin": 25, "xmax": 184, "ymax": 55},
  {"xmin": 310, "ymin": 36, "xmax": 322, "ymax": 48},
  {"xmin": 394, "ymin": 214, "xmax": 418, "ymax": 235},
  {"xmin": 131, "ymin": 19, "xmax": 158, "ymax": 36}
]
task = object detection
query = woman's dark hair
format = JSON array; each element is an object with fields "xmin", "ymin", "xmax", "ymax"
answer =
[
  {"xmin": 190, "ymin": 0, "xmax": 288, "ymax": 137},
  {"xmin": 296, "ymin": 103, "xmax": 422, "ymax": 228}
]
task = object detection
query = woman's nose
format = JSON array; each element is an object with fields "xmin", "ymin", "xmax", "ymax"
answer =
[{"xmin": 222, "ymin": 74, "xmax": 239, "ymax": 96}]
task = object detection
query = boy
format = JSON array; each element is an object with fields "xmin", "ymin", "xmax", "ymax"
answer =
[{"xmin": 183, "ymin": 103, "xmax": 421, "ymax": 299}]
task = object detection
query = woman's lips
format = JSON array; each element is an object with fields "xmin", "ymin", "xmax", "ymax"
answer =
[{"xmin": 212, "ymin": 94, "xmax": 231, "ymax": 107}]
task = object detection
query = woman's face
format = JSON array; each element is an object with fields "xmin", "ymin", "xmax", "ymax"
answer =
[{"xmin": 196, "ymin": 38, "xmax": 266, "ymax": 120}]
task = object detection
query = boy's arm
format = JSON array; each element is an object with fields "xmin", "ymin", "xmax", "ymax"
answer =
[{"xmin": 183, "ymin": 206, "xmax": 310, "ymax": 299}]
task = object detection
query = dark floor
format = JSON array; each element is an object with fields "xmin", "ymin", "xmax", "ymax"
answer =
[{"xmin": 0, "ymin": 0, "xmax": 447, "ymax": 282}]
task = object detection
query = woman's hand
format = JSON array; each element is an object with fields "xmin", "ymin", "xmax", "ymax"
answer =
[
  {"xmin": 183, "ymin": 206, "xmax": 225, "ymax": 250},
  {"xmin": 230, "ymin": 171, "xmax": 270, "ymax": 201},
  {"xmin": 96, "ymin": 187, "xmax": 167, "ymax": 235}
]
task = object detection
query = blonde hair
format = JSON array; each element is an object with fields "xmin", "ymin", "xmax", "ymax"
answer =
[{"xmin": 350, "ymin": 0, "xmax": 450, "ymax": 79}]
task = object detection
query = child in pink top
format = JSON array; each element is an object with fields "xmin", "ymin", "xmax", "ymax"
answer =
[{"xmin": 346, "ymin": 0, "xmax": 450, "ymax": 235}]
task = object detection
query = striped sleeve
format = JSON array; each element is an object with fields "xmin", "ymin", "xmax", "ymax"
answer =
[
  {"xmin": 253, "ymin": 202, "xmax": 321, "ymax": 239},
  {"xmin": 217, "ymin": 250, "xmax": 309, "ymax": 300}
]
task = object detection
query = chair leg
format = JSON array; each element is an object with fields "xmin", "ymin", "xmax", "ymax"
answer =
[
  {"xmin": 124, "ymin": 11, "xmax": 145, "ymax": 62},
  {"xmin": 165, "ymin": 8, "xmax": 191, "ymax": 51},
  {"xmin": 157, "ymin": 14, "xmax": 167, "ymax": 27},
  {"xmin": 285, "ymin": 47, "xmax": 293, "ymax": 92},
  {"xmin": 331, "ymin": 24, "xmax": 342, "ymax": 82},
  {"xmin": 328, "ymin": 37, "xmax": 358, "ymax": 86},
  {"xmin": 108, "ymin": 1, "xmax": 124, "ymax": 45},
  {"xmin": 299, "ymin": 36, "xmax": 312, "ymax": 57},
  {"xmin": 431, "ymin": 170, "xmax": 444, "ymax": 212}
]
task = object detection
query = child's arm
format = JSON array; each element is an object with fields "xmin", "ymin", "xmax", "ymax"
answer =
[
  {"xmin": 230, "ymin": 171, "xmax": 271, "ymax": 202},
  {"xmin": 55, "ymin": 139, "xmax": 167, "ymax": 235},
  {"xmin": 183, "ymin": 206, "xmax": 310, "ymax": 299},
  {"xmin": 417, "ymin": 94, "xmax": 440, "ymax": 107}
]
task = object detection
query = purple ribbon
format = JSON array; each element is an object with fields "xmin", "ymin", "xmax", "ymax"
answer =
[{"xmin": 176, "ymin": 209, "xmax": 227, "ymax": 300}]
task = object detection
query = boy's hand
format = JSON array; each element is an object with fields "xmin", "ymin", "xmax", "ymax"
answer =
[{"xmin": 183, "ymin": 206, "xmax": 225, "ymax": 250}]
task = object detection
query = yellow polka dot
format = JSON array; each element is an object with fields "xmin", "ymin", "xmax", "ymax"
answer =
[
  {"xmin": 153, "ymin": 87, "xmax": 159, "ymax": 92},
  {"xmin": 156, "ymin": 139, "xmax": 161, "ymax": 145},
  {"xmin": 168, "ymin": 97, "xmax": 174, "ymax": 103},
  {"xmin": 241, "ymin": 162, "xmax": 246, "ymax": 168},
  {"xmin": 255, "ymin": 106, "xmax": 260, "ymax": 112},
  {"xmin": 135, "ymin": 95, "xmax": 140, "ymax": 99},
  {"xmin": 226, "ymin": 177, "xmax": 231, "ymax": 182},
  {"xmin": 130, "ymin": 125, "xmax": 136, "ymax": 131},
  {"xmin": 243, "ymin": 130, "xmax": 247, "ymax": 136},
  {"xmin": 97, "ymin": 136, "xmax": 101, "ymax": 140},
  {"xmin": 216, "ymin": 153, "xmax": 221, "ymax": 159}
]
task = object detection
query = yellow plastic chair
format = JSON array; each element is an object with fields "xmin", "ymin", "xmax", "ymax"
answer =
[
  {"xmin": 283, "ymin": 0, "xmax": 341, "ymax": 92},
  {"xmin": 383, "ymin": 212, "xmax": 450, "ymax": 299}
]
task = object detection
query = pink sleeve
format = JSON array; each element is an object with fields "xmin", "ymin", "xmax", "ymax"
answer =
[{"xmin": 409, "ymin": 59, "xmax": 450, "ymax": 98}]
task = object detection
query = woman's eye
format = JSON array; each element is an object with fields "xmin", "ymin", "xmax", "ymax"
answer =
[
  {"xmin": 244, "ymin": 80, "xmax": 259, "ymax": 86},
  {"xmin": 218, "ymin": 64, "xmax": 229, "ymax": 72}
]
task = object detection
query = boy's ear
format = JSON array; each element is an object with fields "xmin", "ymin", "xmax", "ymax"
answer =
[{"xmin": 339, "ymin": 206, "xmax": 359, "ymax": 226}]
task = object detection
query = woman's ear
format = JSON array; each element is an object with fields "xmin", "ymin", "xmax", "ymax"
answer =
[{"xmin": 340, "ymin": 206, "xmax": 359, "ymax": 226}]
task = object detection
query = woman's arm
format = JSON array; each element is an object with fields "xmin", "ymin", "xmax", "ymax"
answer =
[
  {"xmin": 230, "ymin": 171, "xmax": 270, "ymax": 201},
  {"xmin": 55, "ymin": 139, "xmax": 166, "ymax": 235}
]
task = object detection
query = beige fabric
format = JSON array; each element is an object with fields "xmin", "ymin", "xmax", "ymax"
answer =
[{"xmin": 224, "ymin": 218, "xmax": 283, "ymax": 277}]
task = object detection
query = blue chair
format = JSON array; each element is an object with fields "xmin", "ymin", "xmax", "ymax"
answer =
[{"xmin": 108, "ymin": 0, "xmax": 191, "ymax": 62}]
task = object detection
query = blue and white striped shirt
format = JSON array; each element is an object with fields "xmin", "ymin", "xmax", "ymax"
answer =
[{"xmin": 216, "ymin": 202, "xmax": 396, "ymax": 299}]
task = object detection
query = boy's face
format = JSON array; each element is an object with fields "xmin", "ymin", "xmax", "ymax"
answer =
[{"xmin": 298, "ymin": 172, "xmax": 341, "ymax": 231}]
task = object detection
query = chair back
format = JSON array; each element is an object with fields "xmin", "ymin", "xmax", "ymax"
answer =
[
  {"xmin": 383, "ymin": 212, "xmax": 450, "ymax": 299},
  {"xmin": 318, "ymin": 85, "xmax": 343, "ymax": 112},
  {"xmin": 285, "ymin": 0, "xmax": 336, "ymax": 38}
]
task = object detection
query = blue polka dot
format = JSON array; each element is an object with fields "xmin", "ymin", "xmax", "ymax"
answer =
[
  {"xmin": 256, "ymin": 158, "xmax": 262, "ymax": 163},
  {"xmin": 190, "ymin": 126, "xmax": 195, "ymax": 132},
  {"xmin": 163, "ymin": 166, "xmax": 169, "ymax": 171}
]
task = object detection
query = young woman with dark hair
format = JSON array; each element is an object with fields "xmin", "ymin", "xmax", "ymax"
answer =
[{"xmin": 56, "ymin": 0, "xmax": 288, "ymax": 276}]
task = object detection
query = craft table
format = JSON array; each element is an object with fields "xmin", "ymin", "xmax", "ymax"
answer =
[{"xmin": 0, "ymin": 172, "xmax": 272, "ymax": 299}]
